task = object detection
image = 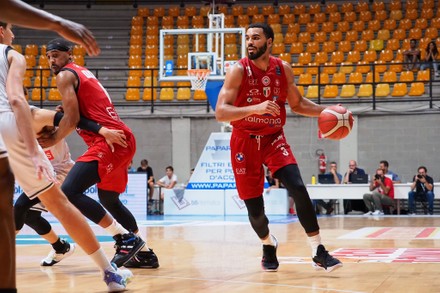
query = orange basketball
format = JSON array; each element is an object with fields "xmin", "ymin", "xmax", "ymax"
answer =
[{"xmin": 318, "ymin": 105, "xmax": 354, "ymax": 140}]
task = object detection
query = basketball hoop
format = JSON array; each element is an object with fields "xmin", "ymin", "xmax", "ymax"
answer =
[{"xmin": 187, "ymin": 69, "xmax": 211, "ymax": 91}]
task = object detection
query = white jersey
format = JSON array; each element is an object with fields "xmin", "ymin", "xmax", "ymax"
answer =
[
  {"xmin": 44, "ymin": 140, "xmax": 75, "ymax": 182},
  {"xmin": 0, "ymin": 44, "xmax": 12, "ymax": 113}
]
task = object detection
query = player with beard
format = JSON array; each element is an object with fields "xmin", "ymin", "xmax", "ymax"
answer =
[{"xmin": 215, "ymin": 23, "xmax": 342, "ymax": 273}]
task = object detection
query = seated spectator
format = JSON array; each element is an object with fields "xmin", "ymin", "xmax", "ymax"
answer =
[
  {"xmin": 343, "ymin": 160, "xmax": 367, "ymax": 214},
  {"xmin": 315, "ymin": 161, "xmax": 342, "ymax": 215},
  {"xmin": 403, "ymin": 39, "xmax": 421, "ymax": 71},
  {"xmin": 363, "ymin": 168, "xmax": 395, "ymax": 216},
  {"xmin": 157, "ymin": 166, "xmax": 178, "ymax": 200},
  {"xmin": 408, "ymin": 166, "xmax": 435, "ymax": 215},
  {"xmin": 420, "ymin": 41, "xmax": 439, "ymax": 77},
  {"xmin": 380, "ymin": 160, "xmax": 401, "ymax": 183},
  {"xmin": 137, "ymin": 159, "xmax": 155, "ymax": 201},
  {"xmin": 127, "ymin": 160, "xmax": 136, "ymax": 173}
]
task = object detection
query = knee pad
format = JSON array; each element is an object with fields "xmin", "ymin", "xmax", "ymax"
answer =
[{"xmin": 25, "ymin": 210, "xmax": 51, "ymax": 235}]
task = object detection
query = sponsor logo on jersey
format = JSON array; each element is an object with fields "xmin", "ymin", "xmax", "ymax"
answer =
[
  {"xmin": 235, "ymin": 152, "xmax": 245, "ymax": 163},
  {"xmin": 274, "ymin": 87, "xmax": 280, "ymax": 95},
  {"xmin": 275, "ymin": 65, "xmax": 281, "ymax": 76},
  {"xmin": 263, "ymin": 87, "xmax": 271, "ymax": 98},
  {"xmin": 244, "ymin": 116, "xmax": 282, "ymax": 127},
  {"xmin": 44, "ymin": 150, "xmax": 54, "ymax": 161},
  {"xmin": 248, "ymin": 88, "xmax": 260, "ymax": 96},
  {"xmin": 235, "ymin": 168, "xmax": 246, "ymax": 175},
  {"xmin": 248, "ymin": 78, "xmax": 258, "ymax": 85},
  {"xmin": 275, "ymin": 79, "xmax": 280, "ymax": 87},
  {"xmin": 247, "ymin": 97, "xmax": 253, "ymax": 103},
  {"xmin": 262, "ymin": 76, "xmax": 271, "ymax": 86}
]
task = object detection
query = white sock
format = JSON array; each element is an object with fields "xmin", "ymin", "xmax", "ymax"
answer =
[
  {"xmin": 89, "ymin": 247, "xmax": 113, "ymax": 273},
  {"xmin": 136, "ymin": 231, "xmax": 149, "ymax": 251},
  {"xmin": 308, "ymin": 234, "xmax": 322, "ymax": 257},
  {"xmin": 261, "ymin": 234, "xmax": 276, "ymax": 246},
  {"xmin": 104, "ymin": 220, "xmax": 129, "ymax": 237}
]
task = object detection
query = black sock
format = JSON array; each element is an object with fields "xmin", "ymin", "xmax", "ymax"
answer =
[{"xmin": 52, "ymin": 238, "xmax": 67, "ymax": 253}]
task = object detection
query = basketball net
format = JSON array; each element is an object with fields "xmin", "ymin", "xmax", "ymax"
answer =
[{"xmin": 187, "ymin": 69, "xmax": 211, "ymax": 91}]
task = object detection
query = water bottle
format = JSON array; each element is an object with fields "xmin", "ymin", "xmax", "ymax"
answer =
[{"xmin": 311, "ymin": 174, "xmax": 317, "ymax": 185}]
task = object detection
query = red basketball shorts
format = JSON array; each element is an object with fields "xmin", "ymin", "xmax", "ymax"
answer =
[
  {"xmin": 230, "ymin": 129, "xmax": 297, "ymax": 200},
  {"xmin": 77, "ymin": 131, "xmax": 136, "ymax": 193}
]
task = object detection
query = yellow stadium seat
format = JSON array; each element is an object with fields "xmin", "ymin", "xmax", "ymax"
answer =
[
  {"xmin": 271, "ymin": 24, "xmax": 282, "ymax": 34},
  {"xmin": 340, "ymin": 84, "xmax": 356, "ymax": 98},
  {"xmin": 344, "ymin": 11, "xmax": 356, "ymax": 22},
  {"xmin": 274, "ymin": 33, "xmax": 284, "ymax": 43},
  {"xmin": 31, "ymin": 88, "xmax": 47, "ymax": 101},
  {"xmin": 177, "ymin": 35, "xmax": 189, "ymax": 45},
  {"xmin": 391, "ymin": 83, "xmax": 408, "ymax": 96},
  {"xmin": 176, "ymin": 88, "xmax": 191, "ymax": 101},
  {"xmin": 332, "ymin": 72, "xmax": 346, "ymax": 84},
  {"xmin": 159, "ymin": 88, "xmax": 174, "ymax": 101},
  {"xmin": 338, "ymin": 40, "xmax": 351, "ymax": 53},
  {"xmin": 322, "ymin": 41, "xmax": 336, "ymax": 53},
  {"xmin": 354, "ymin": 40, "xmax": 367, "ymax": 52},
  {"xmin": 193, "ymin": 90, "xmax": 207, "ymax": 100},
  {"xmin": 389, "ymin": 10, "xmax": 403, "ymax": 21},
  {"xmin": 323, "ymin": 85, "xmax": 338, "ymax": 98},
  {"xmin": 328, "ymin": 12, "xmax": 341, "ymax": 23},
  {"xmin": 376, "ymin": 83, "xmax": 390, "ymax": 97},
  {"xmin": 323, "ymin": 62, "xmax": 338, "ymax": 74},
  {"xmin": 405, "ymin": 9, "xmax": 418, "ymax": 20},
  {"xmin": 409, "ymin": 82, "xmax": 425, "ymax": 96},
  {"xmin": 349, "ymin": 72, "xmax": 363, "ymax": 84},
  {"xmin": 356, "ymin": 61, "xmax": 371, "ymax": 74},
  {"xmin": 296, "ymin": 85, "xmax": 304, "ymax": 96},
  {"xmin": 341, "ymin": 3, "xmax": 354, "ymax": 13},
  {"xmin": 48, "ymin": 88, "xmax": 62, "ymax": 101},
  {"xmin": 400, "ymin": 71, "xmax": 415, "ymax": 82},
  {"xmin": 305, "ymin": 85, "xmax": 319, "ymax": 99},
  {"xmin": 321, "ymin": 22, "xmax": 334, "ymax": 33},
  {"xmin": 357, "ymin": 84, "xmax": 373, "ymax": 97}
]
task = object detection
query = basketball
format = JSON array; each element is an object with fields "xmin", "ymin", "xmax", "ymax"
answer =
[{"xmin": 318, "ymin": 105, "xmax": 354, "ymax": 140}]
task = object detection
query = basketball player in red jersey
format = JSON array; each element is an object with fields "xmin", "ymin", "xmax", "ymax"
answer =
[
  {"xmin": 216, "ymin": 23, "xmax": 342, "ymax": 272},
  {"xmin": 41, "ymin": 38, "xmax": 159, "ymax": 269}
]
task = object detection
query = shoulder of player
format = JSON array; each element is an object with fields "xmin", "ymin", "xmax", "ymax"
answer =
[{"xmin": 7, "ymin": 48, "xmax": 25, "ymax": 65}]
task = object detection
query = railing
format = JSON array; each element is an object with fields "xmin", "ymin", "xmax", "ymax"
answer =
[{"xmin": 28, "ymin": 61, "xmax": 440, "ymax": 113}]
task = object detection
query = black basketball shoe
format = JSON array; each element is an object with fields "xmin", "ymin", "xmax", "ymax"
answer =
[
  {"xmin": 111, "ymin": 232, "xmax": 145, "ymax": 267},
  {"xmin": 261, "ymin": 235, "xmax": 279, "ymax": 272},
  {"xmin": 124, "ymin": 249, "xmax": 159, "ymax": 269},
  {"xmin": 312, "ymin": 244, "xmax": 343, "ymax": 272}
]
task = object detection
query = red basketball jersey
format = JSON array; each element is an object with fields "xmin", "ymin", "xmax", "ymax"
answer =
[
  {"xmin": 62, "ymin": 63, "xmax": 131, "ymax": 146},
  {"xmin": 231, "ymin": 56, "xmax": 288, "ymax": 135}
]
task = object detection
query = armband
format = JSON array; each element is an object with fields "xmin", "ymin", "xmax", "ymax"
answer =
[
  {"xmin": 53, "ymin": 111, "xmax": 64, "ymax": 126},
  {"xmin": 78, "ymin": 116, "xmax": 102, "ymax": 134}
]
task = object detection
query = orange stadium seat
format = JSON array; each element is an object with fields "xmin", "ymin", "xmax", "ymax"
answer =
[
  {"xmin": 25, "ymin": 44, "xmax": 38, "ymax": 56},
  {"xmin": 262, "ymin": 5, "xmax": 274, "ymax": 16},
  {"xmin": 313, "ymin": 12, "xmax": 326, "ymax": 24},
  {"xmin": 323, "ymin": 85, "xmax": 338, "ymax": 98},
  {"xmin": 159, "ymin": 88, "xmax": 174, "ymax": 101},
  {"xmin": 325, "ymin": 3, "xmax": 338, "ymax": 14},
  {"xmin": 374, "ymin": 60, "xmax": 387, "ymax": 73},
  {"xmin": 143, "ymin": 78, "xmax": 157, "ymax": 101},
  {"xmin": 383, "ymin": 19, "xmax": 397, "ymax": 31},
  {"xmin": 314, "ymin": 31, "xmax": 327, "ymax": 43},
  {"xmin": 246, "ymin": 5, "xmax": 259, "ymax": 16},
  {"xmin": 298, "ymin": 14, "xmax": 311, "ymax": 25},
  {"xmin": 193, "ymin": 90, "xmax": 207, "ymax": 100},
  {"xmin": 389, "ymin": 10, "xmax": 403, "ymax": 21},
  {"xmin": 167, "ymin": 6, "xmax": 179, "ymax": 17},
  {"xmin": 340, "ymin": 84, "xmax": 356, "ymax": 98},
  {"xmin": 128, "ymin": 55, "xmax": 142, "ymax": 67},
  {"xmin": 23, "ymin": 76, "xmax": 31, "ymax": 88},
  {"xmin": 298, "ymin": 32, "xmax": 311, "ymax": 44},
  {"xmin": 308, "ymin": 3, "xmax": 321, "ymax": 14},
  {"xmin": 420, "ymin": 8, "xmax": 434, "ymax": 19},
  {"xmin": 354, "ymin": 40, "xmax": 367, "ymax": 52},
  {"xmin": 306, "ymin": 23, "xmax": 319, "ymax": 34},
  {"xmin": 184, "ymin": 6, "xmax": 197, "ymax": 17},
  {"xmin": 129, "ymin": 66, "xmax": 143, "ymax": 78},
  {"xmin": 216, "ymin": 5, "xmax": 228, "ymax": 14},
  {"xmin": 340, "ymin": 62, "xmax": 354, "ymax": 74},
  {"xmin": 355, "ymin": 2, "xmax": 369, "ymax": 13},
  {"xmin": 348, "ymin": 72, "xmax": 363, "ymax": 84},
  {"xmin": 72, "ymin": 55, "xmax": 84, "ymax": 66},
  {"xmin": 298, "ymin": 52, "xmax": 312, "ymax": 65},
  {"xmin": 290, "ymin": 42, "xmax": 303, "ymax": 54},
  {"xmin": 296, "ymin": 85, "xmax": 305, "ymax": 96},
  {"xmin": 199, "ymin": 6, "xmax": 210, "ymax": 16},
  {"xmin": 391, "ymin": 83, "xmax": 408, "ymax": 96},
  {"xmin": 283, "ymin": 14, "xmax": 296, "ymax": 26},
  {"xmin": 365, "ymin": 71, "xmax": 380, "ymax": 83},
  {"xmin": 274, "ymin": 32, "xmax": 284, "ymax": 43},
  {"xmin": 372, "ymin": 1, "xmax": 385, "ymax": 12},
  {"xmin": 130, "ymin": 25, "xmax": 142, "ymax": 36},
  {"xmin": 252, "ymin": 14, "xmax": 265, "ymax": 23},
  {"xmin": 297, "ymin": 73, "xmax": 313, "ymax": 85},
  {"xmin": 379, "ymin": 49, "xmax": 394, "ymax": 62},
  {"xmin": 73, "ymin": 45, "xmax": 86, "ymax": 56},
  {"xmin": 176, "ymin": 88, "xmax": 191, "ymax": 101},
  {"xmin": 291, "ymin": 63, "xmax": 304, "ymax": 76},
  {"xmin": 35, "ymin": 65, "xmax": 50, "ymax": 78},
  {"xmin": 352, "ymin": 20, "xmax": 365, "ymax": 32},
  {"xmin": 25, "ymin": 54, "xmax": 36, "ymax": 68},
  {"xmin": 177, "ymin": 16, "xmax": 189, "ymax": 29},
  {"xmin": 331, "ymin": 72, "xmax": 346, "ymax": 84},
  {"xmin": 284, "ymin": 33, "xmax": 297, "ymax": 44},
  {"xmin": 153, "ymin": 7, "xmax": 165, "ymax": 17},
  {"xmin": 368, "ymin": 20, "xmax": 381, "ymax": 31},
  {"xmin": 31, "ymin": 88, "xmax": 46, "ymax": 101},
  {"xmin": 279, "ymin": 53, "xmax": 291, "ymax": 63},
  {"xmin": 344, "ymin": 11, "xmax": 356, "ymax": 22},
  {"xmin": 125, "ymin": 88, "xmax": 140, "ymax": 101},
  {"xmin": 317, "ymin": 72, "xmax": 330, "ymax": 84},
  {"xmin": 347, "ymin": 51, "xmax": 361, "ymax": 63},
  {"xmin": 345, "ymin": 30, "xmax": 358, "ymax": 42},
  {"xmin": 392, "ymin": 29, "xmax": 407, "ymax": 42},
  {"xmin": 321, "ymin": 22, "xmax": 334, "ymax": 33},
  {"xmin": 341, "ymin": 3, "xmax": 354, "ymax": 13},
  {"xmin": 416, "ymin": 69, "xmax": 430, "ymax": 81},
  {"xmin": 357, "ymin": 84, "xmax": 373, "ymax": 97},
  {"xmin": 315, "ymin": 52, "xmax": 328, "ymax": 64},
  {"xmin": 400, "ymin": 71, "xmax": 415, "ymax": 82},
  {"xmin": 329, "ymin": 31, "xmax": 342, "ymax": 42},
  {"xmin": 422, "ymin": 0, "xmax": 435, "ymax": 9},
  {"xmin": 268, "ymin": 14, "xmax": 280, "ymax": 25},
  {"xmin": 385, "ymin": 38, "xmax": 400, "ymax": 51},
  {"xmin": 38, "ymin": 55, "xmax": 49, "ymax": 68},
  {"xmin": 272, "ymin": 43, "xmax": 285, "ymax": 55},
  {"xmin": 293, "ymin": 4, "xmax": 306, "ymax": 15},
  {"xmin": 414, "ymin": 18, "xmax": 428, "ymax": 30},
  {"xmin": 224, "ymin": 15, "xmax": 234, "ymax": 27},
  {"xmin": 408, "ymin": 82, "xmax": 425, "ymax": 96},
  {"xmin": 237, "ymin": 15, "xmax": 250, "ymax": 27},
  {"xmin": 322, "ymin": 41, "xmax": 336, "ymax": 53},
  {"xmin": 337, "ymin": 21, "xmax": 350, "ymax": 33},
  {"xmin": 12, "ymin": 44, "xmax": 23, "ymax": 54},
  {"xmin": 389, "ymin": 0, "xmax": 402, "ymax": 11},
  {"xmin": 191, "ymin": 16, "xmax": 205, "ymax": 28},
  {"xmin": 131, "ymin": 16, "xmax": 143, "ymax": 26},
  {"xmin": 382, "ymin": 71, "xmax": 397, "ymax": 83},
  {"xmin": 323, "ymin": 62, "xmax": 337, "ymax": 74},
  {"xmin": 328, "ymin": 12, "xmax": 341, "ymax": 23},
  {"xmin": 130, "ymin": 35, "xmax": 142, "ymax": 46},
  {"xmin": 48, "ymin": 88, "xmax": 62, "ymax": 101},
  {"xmin": 306, "ymin": 62, "xmax": 319, "ymax": 75},
  {"xmin": 232, "ymin": 5, "xmax": 243, "ymax": 16},
  {"xmin": 408, "ymin": 28, "xmax": 422, "ymax": 40},
  {"xmin": 278, "ymin": 4, "xmax": 290, "ymax": 15},
  {"xmin": 146, "ymin": 35, "xmax": 158, "ymax": 46},
  {"xmin": 306, "ymin": 42, "xmax": 319, "ymax": 54},
  {"xmin": 356, "ymin": 61, "xmax": 371, "ymax": 74},
  {"xmin": 405, "ymin": 9, "xmax": 418, "ymax": 21},
  {"xmin": 375, "ymin": 10, "xmax": 388, "ymax": 21},
  {"xmin": 361, "ymin": 30, "xmax": 375, "ymax": 42},
  {"xmin": 137, "ymin": 7, "xmax": 149, "ymax": 17},
  {"xmin": 369, "ymin": 39, "xmax": 384, "ymax": 51},
  {"xmin": 377, "ymin": 29, "xmax": 390, "ymax": 41},
  {"xmin": 389, "ymin": 60, "xmax": 403, "ymax": 73},
  {"xmin": 330, "ymin": 51, "xmax": 344, "ymax": 64},
  {"xmin": 425, "ymin": 28, "xmax": 438, "ymax": 39},
  {"xmin": 359, "ymin": 11, "xmax": 372, "ymax": 22},
  {"xmin": 338, "ymin": 41, "xmax": 351, "ymax": 53},
  {"xmin": 406, "ymin": 0, "xmax": 418, "ymax": 10}
]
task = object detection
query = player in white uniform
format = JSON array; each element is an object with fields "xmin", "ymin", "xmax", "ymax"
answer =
[
  {"xmin": 14, "ymin": 105, "xmax": 126, "ymax": 266},
  {"xmin": 0, "ymin": 21, "xmax": 132, "ymax": 292}
]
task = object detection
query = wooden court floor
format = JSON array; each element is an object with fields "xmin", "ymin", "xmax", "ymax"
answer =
[{"xmin": 16, "ymin": 215, "xmax": 440, "ymax": 293}]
